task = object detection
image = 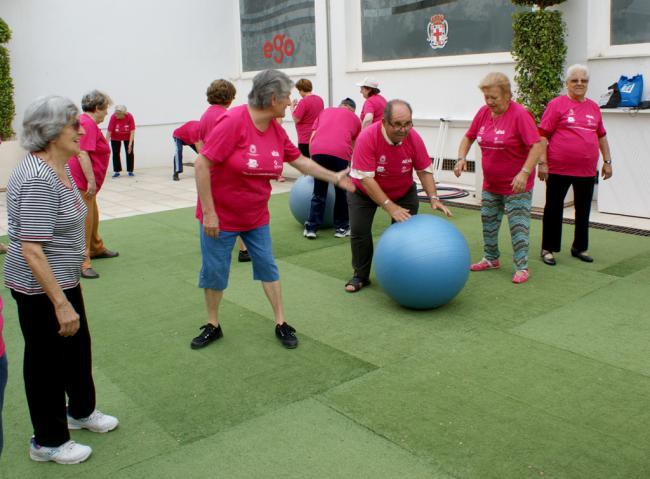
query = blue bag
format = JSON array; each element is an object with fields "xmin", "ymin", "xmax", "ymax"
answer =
[{"xmin": 617, "ymin": 74, "xmax": 643, "ymax": 107}]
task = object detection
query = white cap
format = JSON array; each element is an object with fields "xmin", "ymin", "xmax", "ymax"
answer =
[
  {"xmin": 355, "ymin": 77, "xmax": 380, "ymax": 89},
  {"xmin": 115, "ymin": 104, "xmax": 127, "ymax": 113}
]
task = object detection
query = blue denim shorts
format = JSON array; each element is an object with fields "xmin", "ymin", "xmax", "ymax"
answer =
[{"xmin": 198, "ymin": 224, "xmax": 280, "ymax": 290}]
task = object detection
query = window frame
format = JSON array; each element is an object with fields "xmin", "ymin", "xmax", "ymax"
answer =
[{"xmin": 587, "ymin": 0, "xmax": 650, "ymax": 60}]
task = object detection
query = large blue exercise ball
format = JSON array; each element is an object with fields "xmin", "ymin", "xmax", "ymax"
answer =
[
  {"xmin": 374, "ymin": 214, "xmax": 470, "ymax": 309},
  {"xmin": 289, "ymin": 175, "xmax": 335, "ymax": 228}
]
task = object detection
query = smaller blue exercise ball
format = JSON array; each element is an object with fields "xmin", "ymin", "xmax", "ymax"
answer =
[
  {"xmin": 374, "ymin": 214, "xmax": 470, "ymax": 309},
  {"xmin": 289, "ymin": 175, "xmax": 335, "ymax": 228}
]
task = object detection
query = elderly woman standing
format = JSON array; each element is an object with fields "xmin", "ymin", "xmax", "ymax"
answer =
[
  {"xmin": 106, "ymin": 104, "xmax": 136, "ymax": 177},
  {"xmin": 538, "ymin": 64, "xmax": 613, "ymax": 265},
  {"xmin": 68, "ymin": 90, "xmax": 119, "ymax": 280},
  {"xmin": 455, "ymin": 72, "xmax": 542, "ymax": 284},
  {"xmin": 4, "ymin": 96, "xmax": 118, "ymax": 465},
  {"xmin": 289, "ymin": 78, "xmax": 324, "ymax": 158},
  {"xmin": 190, "ymin": 69, "xmax": 355, "ymax": 350},
  {"xmin": 356, "ymin": 77, "xmax": 387, "ymax": 129}
]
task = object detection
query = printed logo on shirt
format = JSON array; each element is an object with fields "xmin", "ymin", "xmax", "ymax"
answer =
[
  {"xmin": 247, "ymin": 159, "xmax": 259, "ymax": 169},
  {"xmin": 249, "ymin": 144, "xmax": 258, "ymax": 155},
  {"xmin": 569, "ymin": 109, "xmax": 575, "ymax": 116},
  {"xmin": 567, "ymin": 117, "xmax": 575, "ymax": 123},
  {"xmin": 378, "ymin": 155, "xmax": 387, "ymax": 164},
  {"xmin": 479, "ymin": 126, "xmax": 485, "ymax": 134},
  {"xmin": 401, "ymin": 166, "xmax": 410, "ymax": 173},
  {"xmin": 271, "ymin": 150, "xmax": 280, "ymax": 157},
  {"xmin": 273, "ymin": 160, "xmax": 281, "ymax": 169},
  {"xmin": 377, "ymin": 166, "xmax": 385, "ymax": 173},
  {"xmin": 402, "ymin": 158, "xmax": 412, "ymax": 164},
  {"xmin": 494, "ymin": 129, "xmax": 505, "ymax": 135}
]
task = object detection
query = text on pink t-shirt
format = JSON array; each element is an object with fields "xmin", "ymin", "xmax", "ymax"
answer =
[
  {"xmin": 173, "ymin": 120, "xmax": 201, "ymax": 145},
  {"xmin": 293, "ymin": 94, "xmax": 324, "ymax": 144},
  {"xmin": 107, "ymin": 113, "xmax": 135, "ymax": 141},
  {"xmin": 539, "ymin": 96, "xmax": 606, "ymax": 177},
  {"xmin": 68, "ymin": 113, "xmax": 111, "ymax": 192},
  {"xmin": 360, "ymin": 94, "xmax": 387, "ymax": 124},
  {"xmin": 466, "ymin": 102, "xmax": 540, "ymax": 195},
  {"xmin": 199, "ymin": 105, "xmax": 228, "ymax": 143},
  {"xmin": 197, "ymin": 105, "xmax": 301, "ymax": 231},
  {"xmin": 351, "ymin": 122, "xmax": 431, "ymax": 200},
  {"xmin": 310, "ymin": 107, "xmax": 362, "ymax": 161}
]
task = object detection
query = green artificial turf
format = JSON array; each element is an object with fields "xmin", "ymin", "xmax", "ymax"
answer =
[{"xmin": 1, "ymin": 194, "xmax": 649, "ymax": 478}]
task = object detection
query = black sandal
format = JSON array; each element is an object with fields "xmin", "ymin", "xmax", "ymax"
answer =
[
  {"xmin": 345, "ymin": 276, "xmax": 371, "ymax": 293},
  {"xmin": 540, "ymin": 250, "xmax": 556, "ymax": 266},
  {"xmin": 571, "ymin": 248, "xmax": 594, "ymax": 263}
]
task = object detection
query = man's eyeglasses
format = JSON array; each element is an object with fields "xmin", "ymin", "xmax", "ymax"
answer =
[
  {"xmin": 569, "ymin": 79, "xmax": 589, "ymax": 84},
  {"xmin": 387, "ymin": 120, "xmax": 413, "ymax": 131}
]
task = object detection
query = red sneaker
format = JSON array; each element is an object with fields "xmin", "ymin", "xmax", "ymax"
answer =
[
  {"xmin": 512, "ymin": 269, "xmax": 529, "ymax": 284},
  {"xmin": 470, "ymin": 258, "xmax": 500, "ymax": 271}
]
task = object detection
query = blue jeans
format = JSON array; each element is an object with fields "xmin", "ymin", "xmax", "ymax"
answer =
[
  {"xmin": 173, "ymin": 137, "xmax": 198, "ymax": 174},
  {"xmin": 199, "ymin": 224, "xmax": 280, "ymax": 290},
  {"xmin": 0, "ymin": 353, "xmax": 8, "ymax": 457},
  {"xmin": 305, "ymin": 154, "xmax": 350, "ymax": 231}
]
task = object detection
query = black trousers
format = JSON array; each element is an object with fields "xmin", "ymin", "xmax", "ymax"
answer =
[
  {"xmin": 306, "ymin": 154, "xmax": 350, "ymax": 231},
  {"xmin": 542, "ymin": 174, "xmax": 596, "ymax": 253},
  {"xmin": 347, "ymin": 183, "xmax": 419, "ymax": 281},
  {"xmin": 11, "ymin": 285, "xmax": 96, "ymax": 447},
  {"xmin": 111, "ymin": 139, "xmax": 134, "ymax": 173},
  {"xmin": 298, "ymin": 143, "xmax": 311, "ymax": 158}
]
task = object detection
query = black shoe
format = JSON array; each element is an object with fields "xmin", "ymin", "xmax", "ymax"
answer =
[
  {"xmin": 571, "ymin": 248, "xmax": 593, "ymax": 263},
  {"xmin": 275, "ymin": 322, "xmax": 298, "ymax": 349},
  {"xmin": 540, "ymin": 249, "xmax": 556, "ymax": 266},
  {"xmin": 81, "ymin": 268, "xmax": 99, "ymax": 279},
  {"xmin": 238, "ymin": 250, "xmax": 252, "ymax": 262},
  {"xmin": 190, "ymin": 323, "xmax": 223, "ymax": 349},
  {"xmin": 173, "ymin": 173, "xmax": 179, "ymax": 181},
  {"xmin": 92, "ymin": 249, "xmax": 119, "ymax": 259}
]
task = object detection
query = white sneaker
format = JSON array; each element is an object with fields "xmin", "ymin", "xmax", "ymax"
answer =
[
  {"xmin": 334, "ymin": 228, "xmax": 350, "ymax": 238},
  {"xmin": 29, "ymin": 437, "xmax": 92, "ymax": 464},
  {"xmin": 303, "ymin": 228, "xmax": 317, "ymax": 239},
  {"xmin": 67, "ymin": 409, "xmax": 119, "ymax": 433}
]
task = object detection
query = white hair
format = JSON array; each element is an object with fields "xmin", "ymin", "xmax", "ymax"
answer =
[
  {"xmin": 565, "ymin": 64, "xmax": 589, "ymax": 80},
  {"xmin": 21, "ymin": 96, "xmax": 79, "ymax": 152}
]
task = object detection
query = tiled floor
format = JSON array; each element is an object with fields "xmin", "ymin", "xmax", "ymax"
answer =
[{"xmin": 0, "ymin": 166, "xmax": 648, "ymax": 235}]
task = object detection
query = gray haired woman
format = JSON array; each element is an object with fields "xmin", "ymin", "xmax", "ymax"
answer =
[
  {"xmin": 190, "ymin": 69, "xmax": 355, "ymax": 350},
  {"xmin": 4, "ymin": 96, "xmax": 118, "ymax": 465}
]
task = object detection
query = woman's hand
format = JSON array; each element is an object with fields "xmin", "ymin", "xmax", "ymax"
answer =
[
  {"xmin": 511, "ymin": 170, "xmax": 529, "ymax": 194},
  {"xmin": 334, "ymin": 168, "xmax": 355, "ymax": 193},
  {"xmin": 537, "ymin": 162, "xmax": 548, "ymax": 181},
  {"xmin": 55, "ymin": 301, "xmax": 80, "ymax": 337},
  {"xmin": 601, "ymin": 163, "xmax": 613, "ymax": 180},
  {"xmin": 453, "ymin": 159, "xmax": 467, "ymax": 178},
  {"xmin": 431, "ymin": 199, "xmax": 452, "ymax": 217},
  {"xmin": 86, "ymin": 180, "xmax": 97, "ymax": 199},
  {"xmin": 202, "ymin": 211, "xmax": 220, "ymax": 238}
]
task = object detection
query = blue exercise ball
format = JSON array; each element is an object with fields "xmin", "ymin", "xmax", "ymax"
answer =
[
  {"xmin": 289, "ymin": 175, "xmax": 335, "ymax": 229},
  {"xmin": 374, "ymin": 214, "xmax": 470, "ymax": 309}
]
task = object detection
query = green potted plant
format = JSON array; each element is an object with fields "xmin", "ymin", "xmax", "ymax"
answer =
[{"xmin": 0, "ymin": 17, "xmax": 21, "ymax": 191}]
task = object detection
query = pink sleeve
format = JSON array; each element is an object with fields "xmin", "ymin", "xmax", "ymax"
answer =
[
  {"xmin": 80, "ymin": 122, "xmax": 98, "ymax": 152},
  {"xmin": 352, "ymin": 116, "xmax": 362, "ymax": 139},
  {"xmin": 517, "ymin": 108, "xmax": 541, "ymax": 147},
  {"xmin": 595, "ymin": 108, "xmax": 606, "ymax": 137},
  {"xmin": 282, "ymin": 129, "xmax": 301, "ymax": 161},
  {"xmin": 410, "ymin": 131, "xmax": 432, "ymax": 170},
  {"xmin": 129, "ymin": 114, "xmax": 136, "ymax": 130},
  {"xmin": 107, "ymin": 115, "xmax": 116, "ymax": 134},
  {"xmin": 293, "ymin": 100, "xmax": 306, "ymax": 122},
  {"xmin": 360, "ymin": 102, "xmax": 369, "ymax": 121},
  {"xmin": 352, "ymin": 131, "xmax": 376, "ymax": 172},
  {"xmin": 465, "ymin": 111, "xmax": 482, "ymax": 140},
  {"xmin": 539, "ymin": 99, "xmax": 561, "ymax": 135},
  {"xmin": 312, "ymin": 112, "xmax": 320, "ymax": 131},
  {"xmin": 200, "ymin": 115, "xmax": 238, "ymax": 164}
]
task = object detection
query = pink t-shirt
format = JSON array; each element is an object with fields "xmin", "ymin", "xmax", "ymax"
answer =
[
  {"xmin": 360, "ymin": 94, "xmax": 387, "ymax": 124},
  {"xmin": 173, "ymin": 120, "xmax": 201, "ymax": 145},
  {"xmin": 310, "ymin": 107, "xmax": 362, "ymax": 161},
  {"xmin": 107, "ymin": 112, "xmax": 135, "ymax": 141},
  {"xmin": 0, "ymin": 294, "xmax": 4, "ymax": 358},
  {"xmin": 199, "ymin": 105, "xmax": 228, "ymax": 142},
  {"xmin": 68, "ymin": 113, "xmax": 111, "ymax": 192},
  {"xmin": 293, "ymin": 94, "xmax": 324, "ymax": 144},
  {"xmin": 197, "ymin": 105, "xmax": 301, "ymax": 231},
  {"xmin": 539, "ymin": 96, "xmax": 606, "ymax": 177},
  {"xmin": 466, "ymin": 102, "xmax": 540, "ymax": 195},
  {"xmin": 351, "ymin": 121, "xmax": 431, "ymax": 200}
]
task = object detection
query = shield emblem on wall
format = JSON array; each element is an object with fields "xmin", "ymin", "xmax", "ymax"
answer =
[{"xmin": 427, "ymin": 14, "xmax": 448, "ymax": 49}]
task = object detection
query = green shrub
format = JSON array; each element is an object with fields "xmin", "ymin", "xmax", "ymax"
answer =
[
  {"xmin": 511, "ymin": 1, "xmax": 567, "ymax": 121},
  {"xmin": 0, "ymin": 17, "xmax": 15, "ymax": 140}
]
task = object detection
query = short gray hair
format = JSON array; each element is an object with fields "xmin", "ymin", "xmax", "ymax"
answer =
[
  {"xmin": 21, "ymin": 96, "xmax": 79, "ymax": 152},
  {"xmin": 248, "ymin": 69, "xmax": 293, "ymax": 109},
  {"xmin": 81, "ymin": 89, "xmax": 112, "ymax": 112},
  {"xmin": 566, "ymin": 64, "xmax": 589, "ymax": 80},
  {"xmin": 383, "ymin": 99, "xmax": 413, "ymax": 121}
]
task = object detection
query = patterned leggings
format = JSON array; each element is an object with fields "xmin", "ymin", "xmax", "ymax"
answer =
[{"xmin": 481, "ymin": 190, "xmax": 532, "ymax": 271}]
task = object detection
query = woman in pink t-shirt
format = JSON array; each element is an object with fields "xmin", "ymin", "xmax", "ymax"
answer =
[
  {"xmin": 289, "ymin": 78, "xmax": 324, "ymax": 158},
  {"xmin": 190, "ymin": 69, "xmax": 355, "ymax": 351},
  {"xmin": 538, "ymin": 64, "xmax": 613, "ymax": 266},
  {"xmin": 455, "ymin": 73, "xmax": 543, "ymax": 284},
  {"xmin": 356, "ymin": 77, "xmax": 387, "ymax": 129},
  {"xmin": 106, "ymin": 105, "xmax": 136, "ymax": 177}
]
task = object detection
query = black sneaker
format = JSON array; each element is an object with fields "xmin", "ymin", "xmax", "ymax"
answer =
[
  {"xmin": 190, "ymin": 324, "xmax": 223, "ymax": 349},
  {"xmin": 238, "ymin": 250, "xmax": 251, "ymax": 262},
  {"xmin": 173, "ymin": 173, "xmax": 179, "ymax": 181},
  {"xmin": 275, "ymin": 322, "xmax": 298, "ymax": 349}
]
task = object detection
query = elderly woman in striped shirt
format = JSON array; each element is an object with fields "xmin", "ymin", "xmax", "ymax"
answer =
[{"xmin": 4, "ymin": 96, "xmax": 118, "ymax": 465}]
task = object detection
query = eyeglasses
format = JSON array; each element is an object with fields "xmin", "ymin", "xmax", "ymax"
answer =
[
  {"xmin": 387, "ymin": 120, "xmax": 413, "ymax": 131},
  {"xmin": 569, "ymin": 79, "xmax": 589, "ymax": 84}
]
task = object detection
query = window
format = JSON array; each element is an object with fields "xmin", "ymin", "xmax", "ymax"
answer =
[
  {"xmin": 239, "ymin": 0, "xmax": 316, "ymax": 72},
  {"xmin": 610, "ymin": 0, "xmax": 650, "ymax": 45},
  {"xmin": 361, "ymin": 0, "xmax": 522, "ymax": 62}
]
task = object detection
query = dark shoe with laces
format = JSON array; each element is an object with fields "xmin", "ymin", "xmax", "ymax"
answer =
[
  {"xmin": 92, "ymin": 249, "xmax": 119, "ymax": 259},
  {"xmin": 238, "ymin": 249, "xmax": 251, "ymax": 262},
  {"xmin": 190, "ymin": 323, "xmax": 223, "ymax": 349},
  {"xmin": 275, "ymin": 322, "xmax": 298, "ymax": 349},
  {"xmin": 571, "ymin": 248, "xmax": 593, "ymax": 263}
]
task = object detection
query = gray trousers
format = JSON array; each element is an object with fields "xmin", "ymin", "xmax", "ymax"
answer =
[{"xmin": 347, "ymin": 182, "xmax": 419, "ymax": 281}]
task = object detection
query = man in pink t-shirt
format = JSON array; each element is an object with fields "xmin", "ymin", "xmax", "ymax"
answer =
[
  {"xmin": 290, "ymin": 79, "xmax": 324, "ymax": 158},
  {"xmin": 356, "ymin": 77, "xmax": 387, "ymax": 129},
  {"xmin": 68, "ymin": 90, "xmax": 119, "ymax": 280},
  {"xmin": 303, "ymin": 98, "xmax": 361, "ymax": 238},
  {"xmin": 172, "ymin": 120, "xmax": 200, "ymax": 181},
  {"xmin": 106, "ymin": 105, "xmax": 136, "ymax": 177},
  {"xmin": 345, "ymin": 99, "xmax": 451, "ymax": 293}
]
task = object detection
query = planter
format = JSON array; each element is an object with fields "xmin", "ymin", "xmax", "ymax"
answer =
[{"xmin": 0, "ymin": 139, "xmax": 25, "ymax": 191}]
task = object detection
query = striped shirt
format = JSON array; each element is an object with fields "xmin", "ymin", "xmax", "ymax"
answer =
[{"xmin": 4, "ymin": 154, "xmax": 87, "ymax": 295}]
